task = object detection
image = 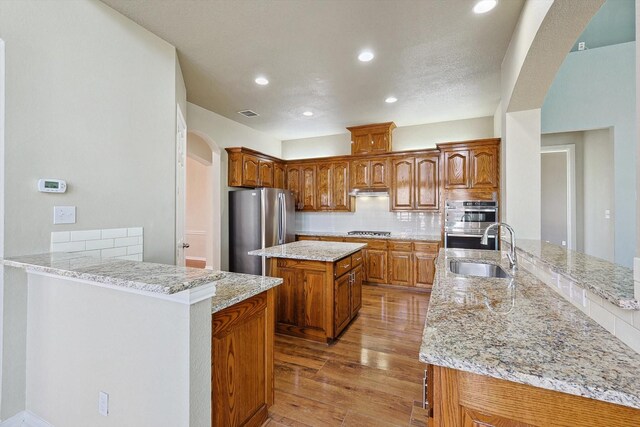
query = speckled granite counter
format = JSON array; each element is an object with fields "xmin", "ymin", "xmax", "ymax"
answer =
[
  {"xmin": 296, "ymin": 231, "xmax": 442, "ymax": 242},
  {"xmin": 505, "ymin": 239, "xmax": 638, "ymax": 310},
  {"xmin": 249, "ymin": 241, "xmax": 366, "ymax": 262},
  {"xmin": 211, "ymin": 272, "xmax": 282, "ymax": 313},
  {"xmin": 420, "ymin": 248, "xmax": 640, "ymax": 409},
  {"xmin": 4, "ymin": 252, "xmax": 225, "ymax": 294}
]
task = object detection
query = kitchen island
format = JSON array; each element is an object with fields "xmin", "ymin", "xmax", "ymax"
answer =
[
  {"xmin": 249, "ymin": 240, "xmax": 367, "ymax": 342},
  {"xmin": 4, "ymin": 252, "xmax": 282, "ymax": 427},
  {"xmin": 420, "ymin": 248, "xmax": 640, "ymax": 426}
]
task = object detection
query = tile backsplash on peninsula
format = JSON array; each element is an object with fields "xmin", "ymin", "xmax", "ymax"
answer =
[
  {"xmin": 50, "ymin": 227, "xmax": 144, "ymax": 261},
  {"xmin": 295, "ymin": 196, "xmax": 441, "ymax": 234}
]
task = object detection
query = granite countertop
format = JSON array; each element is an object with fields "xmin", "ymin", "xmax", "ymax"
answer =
[
  {"xmin": 508, "ymin": 239, "xmax": 639, "ymax": 310},
  {"xmin": 249, "ymin": 241, "xmax": 367, "ymax": 262},
  {"xmin": 420, "ymin": 248, "xmax": 640, "ymax": 409},
  {"xmin": 296, "ymin": 230, "xmax": 442, "ymax": 242},
  {"xmin": 4, "ymin": 252, "xmax": 225, "ymax": 295},
  {"xmin": 211, "ymin": 272, "xmax": 282, "ymax": 313}
]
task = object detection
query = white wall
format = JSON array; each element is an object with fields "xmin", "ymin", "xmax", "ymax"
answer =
[
  {"xmin": 26, "ymin": 274, "xmax": 210, "ymax": 427},
  {"xmin": 281, "ymin": 116, "xmax": 494, "ymax": 160},
  {"xmin": 0, "ymin": 0, "xmax": 183, "ymax": 419},
  {"xmin": 542, "ymin": 42, "xmax": 636, "ymax": 267},
  {"xmin": 504, "ymin": 109, "xmax": 542, "ymax": 240},
  {"xmin": 186, "ymin": 102, "xmax": 282, "ymax": 270},
  {"xmin": 186, "ymin": 156, "xmax": 213, "ymax": 267}
]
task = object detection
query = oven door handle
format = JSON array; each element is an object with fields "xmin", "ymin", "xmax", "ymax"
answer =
[{"xmin": 445, "ymin": 233, "xmax": 493, "ymax": 238}]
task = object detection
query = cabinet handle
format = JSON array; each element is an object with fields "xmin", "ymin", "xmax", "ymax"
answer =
[
  {"xmin": 343, "ymin": 264, "xmax": 350, "ymax": 269},
  {"xmin": 422, "ymin": 369, "xmax": 428, "ymax": 409}
]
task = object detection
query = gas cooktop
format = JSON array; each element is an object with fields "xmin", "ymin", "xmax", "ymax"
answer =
[{"xmin": 347, "ymin": 231, "xmax": 391, "ymax": 237}]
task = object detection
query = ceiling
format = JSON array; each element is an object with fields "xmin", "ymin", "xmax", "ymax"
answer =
[
  {"xmin": 101, "ymin": 0, "xmax": 524, "ymax": 141},
  {"xmin": 571, "ymin": 0, "xmax": 635, "ymax": 52}
]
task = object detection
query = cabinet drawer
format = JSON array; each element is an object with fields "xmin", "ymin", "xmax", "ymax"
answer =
[
  {"xmin": 414, "ymin": 242, "xmax": 440, "ymax": 253},
  {"xmin": 320, "ymin": 236, "xmax": 344, "ymax": 242},
  {"xmin": 344, "ymin": 238, "xmax": 387, "ymax": 250},
  {"xmin": 389, "ymin": 240, "xmax": 412, "ymax": 251},
  {"xmin": 335, "ymin": 256, "xmax": 353, "ymax": 278},
  {"xmin": 351, "ymin": 251, "xmax": 363, "ymax": 267}
]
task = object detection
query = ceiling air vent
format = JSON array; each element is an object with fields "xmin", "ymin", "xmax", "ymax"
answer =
[{"xmin": 238, "ymin": 110, "xmax": 259, "ymax": 118}]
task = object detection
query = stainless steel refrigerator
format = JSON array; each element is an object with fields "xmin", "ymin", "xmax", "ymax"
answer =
[{"xmin": 229, "ymin": 188, "xmax": 296, "ymax": 275}]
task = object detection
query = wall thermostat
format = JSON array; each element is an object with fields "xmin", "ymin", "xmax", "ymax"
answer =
[{"xmin": 38, "ymin": 179, "xmax": 67, "ymax": 193}]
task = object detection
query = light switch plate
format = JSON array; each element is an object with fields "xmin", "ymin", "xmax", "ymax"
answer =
[
  {"xmin": 53, "ymin": 206, "xmax": 76, "ymax": 224},
  {"xmin": 98, "ymin": 391, "xmax": 109, "ymax": 416}
]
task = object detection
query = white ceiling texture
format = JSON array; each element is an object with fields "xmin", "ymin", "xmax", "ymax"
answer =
[{"xmin": 101, "ymin": 0, "xmax": 525, "ymax": 140}]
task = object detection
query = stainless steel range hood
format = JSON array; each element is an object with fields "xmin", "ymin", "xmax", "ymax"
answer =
[{"xmin": 348, "ymin": 188, "xmax": 390, "ymax": 197}]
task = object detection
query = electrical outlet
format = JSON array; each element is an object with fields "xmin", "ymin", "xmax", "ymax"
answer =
[
  {"xmin": 605, "ymin": 209, "xmax": 611, "ymax": 219},
  {"xmin": 98, "ymin": 391, "xmax": 109, "ymax": 416},
  {"xmin": 53, "ymin": 206, "xmax": 76, "ymax": 224},
  {"xmin": 578, "ymin": 41, "xmax": 586, "ymax": 51}
]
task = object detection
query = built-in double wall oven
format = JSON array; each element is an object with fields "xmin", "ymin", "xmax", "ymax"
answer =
[{"xmin": 444, "ymin": 200, "xmax": 499, "ymax": 250}]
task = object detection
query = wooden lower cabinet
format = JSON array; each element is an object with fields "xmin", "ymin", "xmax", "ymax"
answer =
[
  {"xmin": 366, "ymin": 249, "xmax": 388, "ymax": 284},
  {"xmin": 270, "ymin": 251, "xmax": 363, "ymax": 343},
  {"xmin": 426, "ymin": 365, "xmax": 640, "ymax": 427},
  {"xmin": 212, "ymin": 290, "xmax": 274, "ymax": 427},
  {"xmin": 389, "ymin": 251, "xmax": 412, "ymax": 286}
]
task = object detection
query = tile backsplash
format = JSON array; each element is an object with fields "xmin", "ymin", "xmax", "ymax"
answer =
[
  {"xmin": 295, "ymin": 196, "xmax": 441, "ymax": 234},
  {"xmin": 51, "ymin": 227, "xmax": 144, "ymax": 261}
]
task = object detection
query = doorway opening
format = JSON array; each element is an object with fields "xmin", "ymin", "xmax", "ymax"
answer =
[
  {"xmin": 185, "ymin": 131, "xmax": 221, "ymax": 270},
  {"xmin": 541, "ymin": 129, "xmax": 615, "ymax": 261}
]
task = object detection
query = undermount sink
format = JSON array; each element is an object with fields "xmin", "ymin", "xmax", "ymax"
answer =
[{"xmin": 449, "ymin": 260, "xmax": 511, "ymax": 279}]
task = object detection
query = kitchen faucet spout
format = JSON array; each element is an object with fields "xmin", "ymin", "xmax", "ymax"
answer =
[{"xmin": 481, "ymin": 222, "xmax": 517, "ymax": 270}]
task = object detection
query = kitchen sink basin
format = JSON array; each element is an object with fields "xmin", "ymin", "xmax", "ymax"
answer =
[{"xmin": 449, "ymin": 260, "xmax": 511, "ymax": 279}]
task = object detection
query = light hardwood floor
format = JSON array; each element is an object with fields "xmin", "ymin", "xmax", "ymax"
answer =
[{"xmin": 264, "ymin": 285, "xmax": 431, "ymax": 426}]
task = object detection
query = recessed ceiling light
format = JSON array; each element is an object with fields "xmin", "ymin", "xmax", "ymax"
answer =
[
  {"xmin": 358, "ymin": 50, "xmax": 375, "ymax": 62},
  {"xmin": 254, "ymin": 76, "xmax": 269, "ymax": 85},
  {"xmin": 385, "ymin": 97, "xmax": 398, "ymax": 104},
  {"xmin": 302, "ymin": 111, "xmax": 314, "ymax": 116},
  {"xmin": 473, "ymin": 0, "xmax": 497, "ymax": 14}
]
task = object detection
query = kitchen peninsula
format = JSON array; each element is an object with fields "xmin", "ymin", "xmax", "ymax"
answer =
[
  {"xmin": 249, "ymin": 240, "xmax": 366, "ymax": 342},
  {"xmin": 4, "ymin": 252, "xmax": 282, "ymax": 427},
  {"xmin": 420, "ymin": 248, "xmax": 640, "ymax": 426}
]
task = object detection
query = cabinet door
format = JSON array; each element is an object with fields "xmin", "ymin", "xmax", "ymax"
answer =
[
  {"xmin": 370, "ymin": 158, "xmax": 389, "ymax": 188},
  {"xmin": 302, "ymin": 270, "xmax": 326, "ymax": 331},
  {"xmin": 242, "ymin": 154, "xmax": 260, "ymax": 187},
  {"xmin": 390, "ymin": 251, "xmax": 413, "ymax": 286},
  {"xmin": 415, "ymin": 155, "xmax": 439, "ymax": 210},
  {"xmin": 414, "ymin": 252, "xmax": 436, "ymax": 289},
  {"xmin": 274, "ymin": 163, "xmax": 285, "ymax": 189},
  {"xmin": 332, "ymin": 161, "xmax": 351, "ymax": 211},
  {"xmin": 228, "ymin": 152, "xmax": 243, "ymax": 187},
  {"xmin": 316, "ymin": 163, "xmax": 332, "ymax": 210},
  {"xmin": 444, "ymin": 150, "xmax": 469, "ymax": 189},
  {"xmin": 350, "ymin": 159, "xmax": 370, "ymax": 189},
  {"xmin": 366, "ymin": 249, "xmax": 387, "ymax": 284},
  {"xmin": 301, "ymin": 165, "xmax": 316, "ymax": 211},
  {"xmin": 352, "ymin": 134, "xmax": 371, "ymax": 155},
  {"xmin": 334, "ymin": 273, "xmax": 351, "ymax": 336},
  {"xmin": 351, "ymin": 265, "xmax": 363, "ymax": 316},
  {"xmin": 259, "ymin": 160, "xmax": 274, "ymax": 187},
  {"xmin": 470, "ymin": 146, "xmax": 498, "ymax": 188},
  {"xmin": 212, "ymin": 292, "xmax": 269, "ymax": 427},
  {"xmin": 371, "ymin": 131, "xmax": 389, "ymax": 153},
  {"xmin": 276, "ymin": 267, "xmax": 299, "ymax": 327},
  {"xmin": 286, "ymin": 165, "xmax": 302, "ymax": 210},
  {"xmin": 391, "ymin": 157, "xmax": 414, "ymax": 210}
]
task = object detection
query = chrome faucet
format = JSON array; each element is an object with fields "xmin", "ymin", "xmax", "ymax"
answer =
[{"xmin": 481, "ymin": 223, "xmax": 517, "ymax": 270}]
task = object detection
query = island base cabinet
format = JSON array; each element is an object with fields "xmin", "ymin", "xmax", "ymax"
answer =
[
  {"xmin": 427, "ymin": 365, "xmax": 640, "ymax": 427},
  {"xmin": 212, "ymin": 290, "xmax": 274, "ymax": 427}
]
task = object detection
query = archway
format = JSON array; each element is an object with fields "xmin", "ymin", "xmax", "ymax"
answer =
[{"xmin": 185, "ymin": 130, "xmax": 222, "ymax": 270}]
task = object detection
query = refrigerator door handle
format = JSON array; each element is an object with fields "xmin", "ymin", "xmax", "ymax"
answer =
[
  {"xmin": 282, "ymin": 193, "xmax": 287, "ymax": 244},
  {"xmin": 278, "ymin": 193, "xmax": 285, "ymax": 245}
]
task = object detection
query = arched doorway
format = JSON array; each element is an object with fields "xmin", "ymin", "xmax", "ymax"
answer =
[{"xmin": 185, "ymin": 131, "xmax": 222, "ymax": 270}]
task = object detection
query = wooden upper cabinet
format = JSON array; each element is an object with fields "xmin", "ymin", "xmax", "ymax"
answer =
[
  {"xmin": 259, "ymin": 160, "xmax": 274, "ymax": 187},
  {"xmin": 301, "ymin": 165, "xmax": 316, "ymax": 211},
  {"xmin": 391, "ymin": 157, "xmax": 414, "ymax": 210},
  {"xmin": 274, "ymin": 163, "xmax": 285, "ymax": 189},
  {"xmin": 286, "ymin": 164, "xmax": 302, "ymax": 209},
  {"xmin": 350, "ymin": 159, "xmax": 370, "ymax": 189},
  {"xmin": 228, "ymin": 152, "xmax": 243, "ymax": 187},
  {"xmin": 316, "ymin": 163, "xmax": 333, "ymax": 210},
  {"xmin": 347, "ymin": 122, "xmax": 396, "ymax": 155},
  {"xmin": 370, "ymin": 159, "xmax": 389, "ymax": 188},
  {"xmin": 415, "ymin": 155, "xmax": 439, "ymax": 210},
  {"xmin": 332, "ymin": 161, "xmax": 351, "ymax": 211},
  {"xmin": 242, "ymin": 154, "xmax": 261, "ymax": 187},
  {"xmin": 470, "ymin": 146, "xmax": 499, "ymax": 188},
  {"xmin": 443, "ymin": 150, "xmax": 469, "ymax": 189}
]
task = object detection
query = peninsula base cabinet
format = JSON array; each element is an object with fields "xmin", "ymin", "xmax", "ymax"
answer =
[
  {"xmin": 269, "ymin": 251, "xmax": 363, "ymax": 343},
  {"xmin": 425, "ymin": 365, "xmax": 640, "ymax": 427},
  {"xmin": 212, "ymin": 289, "xmax": 275, "ymax": 427}
]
